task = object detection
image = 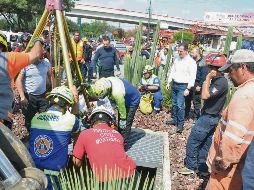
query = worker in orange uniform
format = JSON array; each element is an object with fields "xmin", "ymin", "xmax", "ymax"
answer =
[
  {"xmin": 206, "ymin": 49, "xmax": 254, "ymax": 190},
  {"xmin": 0, "ymin": 32, "xmax": 44, "ymax": 127},
  {"xmin": 70, "ymin": 31, "xmax": 85, "ymax": 79}
]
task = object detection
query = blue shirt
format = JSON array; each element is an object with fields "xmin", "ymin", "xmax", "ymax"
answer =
[
  {"xmin": 28, "ymin": 108, "xmax": 79, "ymax": 171},
  {"xmin": 121, "ymin": 79, "xmax": 140, "ymax": 108},
  {"xmin": 92, "ymin": 46, "xmax": 120, "ymax": 72}
]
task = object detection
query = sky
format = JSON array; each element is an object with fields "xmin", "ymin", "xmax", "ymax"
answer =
[{"xmin": 79, "ymin": 0, "xmax": 254, "ymax": 20}]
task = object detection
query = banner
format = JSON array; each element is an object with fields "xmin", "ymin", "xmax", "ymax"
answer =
[{"xmin": 204, "ymin": 12, "xmax": 254, "ymax": 25}]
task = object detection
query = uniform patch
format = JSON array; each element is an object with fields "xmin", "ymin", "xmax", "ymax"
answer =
[
  {"xmin": 212, "ymin": 87, "xmax": 218, "ymax": 94},
  {"xmin": 34, "ymin": 135, "xmax": 53, "ymax": 157}
]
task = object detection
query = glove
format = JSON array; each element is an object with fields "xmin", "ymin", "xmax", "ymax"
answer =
[
  {"xmin": 119, "ymin": 120, "xmax": 126, "ymax": 129},
  {"xmin": 29, "ymin": 37, "xmax": 44, "ymax": 48},
  {"xmin": 140, "ymin": 85, "xmax": 148, "ymax": 92}
]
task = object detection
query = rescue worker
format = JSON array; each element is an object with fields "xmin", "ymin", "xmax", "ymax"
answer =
[
  {"xmin": 72, "ymin": 107, "xmax": 137, "ymax": 184},
  {"xmin": 178, "ymin": 53, "xmax": 228, "ymax": 175},
  {"xmin": 206, "ymin": 49, "xmax": 254, "ymax": 190},
  {"xmin": 0, "ymin": 32, "xmax": 44, "ymax": 126},
  {"xmin": 92, "ymin": 77, "xmax": 140, "ymax": 141},
  {"xmin": 138, "ymin": 65, "xmax": 163, "ymax": 114},
  {"xmin": 70, "ymin": 31, "xmax": 85, "ymax": 79},
  {"xmin": 28, "ymin": 86, "xmax": 80, "ymax": 190}
]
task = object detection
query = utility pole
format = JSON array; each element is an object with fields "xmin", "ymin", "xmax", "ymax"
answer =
[{"xmin": 147, "ymin": 0, "xmax": 152, "ymax": 41}]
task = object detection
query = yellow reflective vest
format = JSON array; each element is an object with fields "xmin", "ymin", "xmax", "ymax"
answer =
[{"xmin": 70, "ymin": 39, "xmax": 84, "ymax": 62}]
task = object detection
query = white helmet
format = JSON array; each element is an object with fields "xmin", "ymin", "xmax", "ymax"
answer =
[
  {"xmin": 46, "ymin": 86, "xmax": 75, "ymax": 105},
  {"xmin": 88, "ymin": 106, "xmax": 116, "ymax": 129},
  {"xmin": 93, "ymin": 78, "xmax": 112, "ymax": 99},
  {"xmin": 143, "ymin": 65, "xmax": 153, "ymax": 74}
]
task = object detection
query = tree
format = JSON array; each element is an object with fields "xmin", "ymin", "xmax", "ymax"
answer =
[
  {"xmin": 81, "ymin": 21, "xmax": 116, "ymax": 38},
  {"xmin": 66, "ymin": 19, "xmax": 80, "ymax": 34},
  {"xmin": 0, "ymin": 0, "xmax": 75, "ymax": 32},
  {"xmin": 172, "ymin": 30, "xmax": 194, "ymax": 44},
  {"xmin": 0, "ymin": 19, "xmax": 9, "ymax": 31}
]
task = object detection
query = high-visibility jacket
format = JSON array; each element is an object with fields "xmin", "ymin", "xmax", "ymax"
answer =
[
  {"xmin": 207, "ymin": 78, "xmax": 254, "ymax": 177},
  {"xmin": 70, "ymin": 39, "xmax": 83, "ymax": 62}
]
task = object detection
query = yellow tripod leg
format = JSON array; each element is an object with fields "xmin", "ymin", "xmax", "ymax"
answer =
[
  {"xmin": 62, "ymin": 13, "xmax": 91, "ymax": 109},
  {"xmin": 25, "ymin": 9, "xmax": 49, "ymax": 52},
  {"xmin": 55, "ymin": 10, "xmax": 73, "ymax": 88}
]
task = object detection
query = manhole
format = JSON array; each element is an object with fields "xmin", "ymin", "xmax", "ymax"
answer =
[{"xmin": 126, "ymin": 128, "xmax": 171, "ymax": 190}]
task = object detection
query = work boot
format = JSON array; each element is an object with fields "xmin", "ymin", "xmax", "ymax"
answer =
[
  {"xmin": 178, "ymin": 167, "xmax": 195, "ymax": 175},
  {"xmin": 176, "ymin": 125, "xmax": 184, "ymax": 133},
  {"xmin": 165, "ymin": 119, "xmax": 176, "ymax": 126}
]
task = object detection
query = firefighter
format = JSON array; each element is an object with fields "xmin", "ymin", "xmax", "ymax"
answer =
[
  {"xmin": 28, "ymin": 86, "xmax": 80, "ymax": 190},
  {"xmin": 72, "ymin": 106, "xmax": 137, "ymax": 183},
  {"xmin": 92, "ymin": 77, "xmax": 140, "ymax": 141},
  {"xmin": 178, "ymin": 53, "xmax": 228, "ymax": 175},
  {"xmin": 206, "ymin": 49, "xmax": 254, "ymax": 190},
  {"xmin": 138, "ymin": 65, "xmax": 163, "ymax": 114}
]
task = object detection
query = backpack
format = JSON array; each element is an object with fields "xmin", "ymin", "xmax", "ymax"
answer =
[{"xmin": 139, "ymin": 93, "xmax": 153, "ymax": 115}]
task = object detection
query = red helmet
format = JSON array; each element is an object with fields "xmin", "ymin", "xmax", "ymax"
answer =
[{"xmin": 205, "ymin": 53, "xmax": 227, "ymax": 67}]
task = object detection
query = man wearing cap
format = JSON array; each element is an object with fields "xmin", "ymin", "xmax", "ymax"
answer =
[
  {"xmin": 205, "ymin": 49, "xmax": 254, "ymax": 190},
  {"xmin": 178, "ymin": 53, "xmax": 228, "ymax": 176}
]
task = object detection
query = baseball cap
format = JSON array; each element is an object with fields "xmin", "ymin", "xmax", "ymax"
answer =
[{"xmin": 219, "ymin": 49, "xmax": 254, "ymax": 72}]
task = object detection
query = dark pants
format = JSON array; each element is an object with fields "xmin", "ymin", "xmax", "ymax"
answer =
[
  {"xmin": 185, "ymin": 87, "xmax": 201, "ymax": 119},
  {"xmin": 118, "ymin": 107, "xmax": 138, "ymax": 141},
  {"xmin": 185, "ymin": 114, "xmax": 220, "ymax": 172},
  {"xmin": 79, "ymin": 62, "xmax": 87, "ymax": 80},
  {"xmin": 171, "ymin": 82, "xmax": 188, "ymax": 127},
  {"xmin": 242, "ymin": 138, "xmax": 254, "ymax": 190},
  {"xmin": 99, "ymin": 70, "xmax": 114, "ymax": 79},
  {"xmin": 24, "ymin": 93, "xmax": 48, "ymax": 132},
  {"xmin": 87, "ymin": 61, "xmax": 93, "ymax": 83}
]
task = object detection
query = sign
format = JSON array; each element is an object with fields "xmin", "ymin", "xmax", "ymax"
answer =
[{"xmin": 204, "ymin": 12, "xmax": 254, "ymax": 25}]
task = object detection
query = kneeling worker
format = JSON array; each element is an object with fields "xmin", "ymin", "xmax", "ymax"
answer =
[
  {"xmin": 28, "ymin": 86, "xmax": 80, "ymax": 190},
  {"xmin": 72, "ymin": 107, "xmax": 137, "ymax": 182},
  {"xmin": 138, "ymin": 65, "xmax": 163, "ymax": 114}
]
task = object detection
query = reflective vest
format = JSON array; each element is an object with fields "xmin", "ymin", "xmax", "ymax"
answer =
[
  {"xmin": 207, "ymin": 78, "xmax": 254, "ymax": 177},
  {"xmin": 71, "ymin": 39, "xmax": 83, "ymax": 62}
]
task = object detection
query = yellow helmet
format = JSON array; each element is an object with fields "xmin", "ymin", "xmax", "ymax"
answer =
[
  {"xmin": 143, "ymin": 65, "xmax": 153, "ymax": 74},
  {"xmin": 93, "ymin": 78, "xmax": 112, "ymax": 99},
  {"xmin": 0, "ymin": 32, "xmax": 8, "ymax": 52},
  {"xmin": 46, "ymin": 86, "xmax": 75, "ymax": 105}
]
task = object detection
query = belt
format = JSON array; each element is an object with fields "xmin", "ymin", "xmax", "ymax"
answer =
[{"xmin": 173, "ymin": 81, "xmax": 188, "ymax": 85}]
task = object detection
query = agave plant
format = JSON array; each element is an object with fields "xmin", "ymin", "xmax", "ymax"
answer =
[{"xmin": 51, "ymin": 166, "xmax": 155, "ymax": 190}]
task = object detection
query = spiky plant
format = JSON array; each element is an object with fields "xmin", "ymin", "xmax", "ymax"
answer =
[
  {"xmin": 236, "ymin": 34, "xmax": 243, "ymax": 50},
  {"xmin": 51, "ymin": 166, "xmax": 155, "ymax": 190},
  {"xmin": 148, "ymin": 21, "xmax": 160, "ymax": 67},
  {"xmin": 224, "ymin": 26, "xmax": 233, "ymax": 57}
]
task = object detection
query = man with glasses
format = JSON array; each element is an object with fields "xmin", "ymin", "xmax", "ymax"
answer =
[
  {"xmin": 165, "ymin": 42, "xmax": 197, "ymax": 133},
  {"xmin": 178, "ymin": 53, "xmax": 228, "ymax": 175},
  {"xmin": 206, "ymin": 49, "xmax": 254, "ymax": 190}
]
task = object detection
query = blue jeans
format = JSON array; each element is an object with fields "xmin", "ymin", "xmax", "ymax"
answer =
[
  {"xmin": 171, "ymin": 82, "xmax": 188, "ymax": 127},
  {"xmin": 79, "ymin": 63, "xmax": 87, "ymax": 80},
  {"xmin": 185, "ymin": 114, "xmax": 220, "ymax": 172},
  {"xmin": 242, "ymin": 138, "xmax": 254, "ymax": 190},
  {"xmin": 153, "ymin": 91, "xmax": 163, "ymax": 110}
]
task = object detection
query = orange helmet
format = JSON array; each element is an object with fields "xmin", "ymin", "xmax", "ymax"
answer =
[{"xmin": 205, "ymin": 53, "xmax": 227, "ymax": 67}]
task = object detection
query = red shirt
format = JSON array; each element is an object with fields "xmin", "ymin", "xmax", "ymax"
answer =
[{"xmin": 73, "ymin": 123, "xmax": 136, "ymax": 181}]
